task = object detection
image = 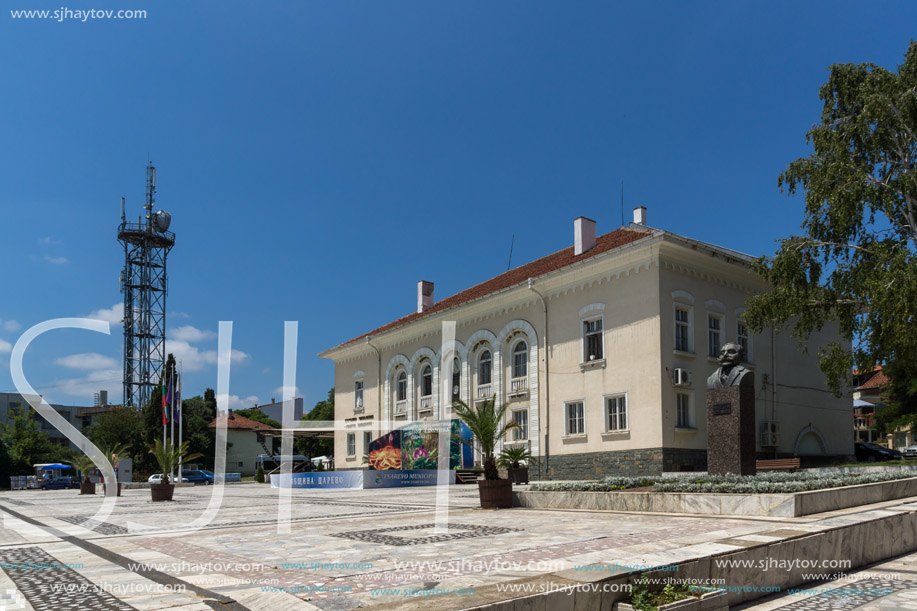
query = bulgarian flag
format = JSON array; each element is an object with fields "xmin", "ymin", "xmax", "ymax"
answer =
[{"xmin": 162, "ymin": 375, "xmax": 171, "ymax": 426}]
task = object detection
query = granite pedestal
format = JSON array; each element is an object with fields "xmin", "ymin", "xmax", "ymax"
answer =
[{"xmin": 706, "ymin": 374, "xmax": 756, "ymax": 475}]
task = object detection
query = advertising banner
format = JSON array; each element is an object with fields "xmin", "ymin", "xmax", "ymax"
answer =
[
  {"xmin": 270, "ymin": 471, "xmax": 364, "ymax": 489},
  {"xmin": 363, "ymin": 469, "xmax": 455, "ymax": 489}
]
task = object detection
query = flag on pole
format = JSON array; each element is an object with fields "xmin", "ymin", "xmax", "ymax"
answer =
[
  {"xmin": 173, "ymin": 372, "xmax": 181, "ymax": 422},
  {"xmin": 162, "ymin": 376, "xmax": 171, "ymax": 426}
]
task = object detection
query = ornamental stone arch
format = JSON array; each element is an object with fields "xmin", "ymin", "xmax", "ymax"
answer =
[
  {"xmin": 383, "ymin": 354, "xmax": 411, "ymax": 423},
  {"xmin": 495, "ymin": 319, "xmax": 540, "ymax": 457},
  {"xmin": 793, "ymin": 424, "xmax": 828, "ymax": 456},
  {"xmin": 410, "ymin": 347, "xmax": 437, "ymax": 419},
  {"xmin": 466, "ymin": 329, "xmax": 499, "ymax": 403},
  {"xmin": 436, "ymin": 339, "xmax": 468, "ymax": 413}
]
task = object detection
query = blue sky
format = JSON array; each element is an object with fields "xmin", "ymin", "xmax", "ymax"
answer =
[{"xmin": 1, "ymin": 1, "xmax": 914, "ymax": 410}]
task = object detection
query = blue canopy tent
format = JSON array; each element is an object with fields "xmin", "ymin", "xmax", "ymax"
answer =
[{"xmin": 40, "ymin": 464, "xmax": 71, "ymax": 470}]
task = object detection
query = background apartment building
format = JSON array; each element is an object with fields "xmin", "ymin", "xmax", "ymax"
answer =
[{"xmin": 320, "ymin": 210, "xmax": 852, "ymax": 479}]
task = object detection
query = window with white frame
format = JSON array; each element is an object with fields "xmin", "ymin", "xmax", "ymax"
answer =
[
  {"xmin": 512, "ymin": 340, "xmax": 528, "ymax": 378},
  {"xmin": 451, "ymin": 357, "xmax": 461, "ymax": 403},
  {"xmin": 605, "ymin": 395, "xmax": 627, "ymax": 431},
  {"xmin": 478, "ymin": 350, "xmax": 492, "ymax": 385},
  {"xmin": 736, "ymin": 318, "xmax": 752, "ymax": 362},
  {"xmin": 675, "ymin": 307, "xmax": 690, "ymax": 352},
  {"xmin": 363, "ymin": 431, "xmax": 372, "ymax": 453},
  {"xmin": 583, "ymin": 318, "xmax": 604, "ymax": 361},
  {"xmin": 512, "ymin": 409, "xmax": 529, "ymax": 441},
  {"xmin": 346, "ymin": 433, "xmax": 356, "ymax": 457},
  {"xmin": 707, "ymin": 314, "xmax": 723, "ymax": 358},
  {"xmin": 354, "ymin": 380, "xmax": 364, "ymax": 410},
  {"xmin": 676, "ymin": 392, "xmax": 692, "ymax": 428},
  {"xmin": 421, "ymin": 363, "xmax": 433, "ymax": 397},
  {"xmin": 565, "ymin": 401, "xmax": 585, "ymax": 435},
  {"xmin": 396, "ymin": 370, "xmax": 407, "ymax": 411}
]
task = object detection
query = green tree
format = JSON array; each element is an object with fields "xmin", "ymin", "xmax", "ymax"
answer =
[
  {"xmin": 140, "ymin": 354, "xmax": 179, "ymax": 473},
  {"xmin": 451, "ymin": 396, "xmax": 519, "ymax": 480},
  {"xmin": 86, "ymin": 407, "xmax": 143, "ymax": 462},
  {"xmin": 745, "ymin": 42, "xmax": 917, "ymax": 405},
  {"xmin": 180, "ymin": 394, "xmax": 217, "ymax": 469},
  {"xmin": 295, "ymin": 389, "xmax": 334, "ymax": 458},
  {"xmin": 0, "ymin": 404, "xmax": 71, "ymax": 472}
]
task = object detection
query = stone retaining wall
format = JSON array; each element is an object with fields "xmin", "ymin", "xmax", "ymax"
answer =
[{"xmin": 545, "ymin": 447, "xmax": 707, "ymax": 480}]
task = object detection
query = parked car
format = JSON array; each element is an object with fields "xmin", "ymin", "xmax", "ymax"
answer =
[
  {"xmin": 40, "ymin": 477, "xmax": 79, "ymax": 490},
  {"xmin": 855, "ymin": 442, "xmax": 903, "ymax": 462},
  {"xmin": 181, "ymin": 470, "xmax": 214, "ymax": 485},
  {"xmin": 147, "ymin": 473, "xmax": 190, "ymax": 484},
  {"xmin": 902, "ymin": 444, "xmax": 917, "ymax": 459}
]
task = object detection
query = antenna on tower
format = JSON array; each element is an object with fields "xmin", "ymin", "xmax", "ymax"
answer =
[{"xmin": 120, "ymin": 197, "xmax": 125, "ymax": 223}]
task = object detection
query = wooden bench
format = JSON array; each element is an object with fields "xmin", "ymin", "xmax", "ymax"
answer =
[{"xmin": 756, "ymin": 458, "xmax": 801, "ymax": 472}]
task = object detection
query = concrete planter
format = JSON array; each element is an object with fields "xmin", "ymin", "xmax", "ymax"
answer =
[
  {"xmin": 507, "ymin": 467, "xmax": 529, "ymax": 485},
  {"xmin": 613, "ymin": 590, "xmax": 727, "ymax": 611}
]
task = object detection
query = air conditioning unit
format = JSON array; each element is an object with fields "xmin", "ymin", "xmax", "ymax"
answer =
[
  {"xmin": 761, "ymin": 421, "xmax": 780, "ymax": 447},
  {"xmin": 672, "ymin": 368, "xmax": 691, "ymax": 386}
]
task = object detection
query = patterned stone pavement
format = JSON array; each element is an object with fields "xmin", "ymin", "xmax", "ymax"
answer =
[{"xmin": 0, "ymin": 483, "xmax": 914, "ymax": 610}]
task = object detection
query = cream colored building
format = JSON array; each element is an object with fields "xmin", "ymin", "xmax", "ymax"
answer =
[
  {"xmin": 208, "ymin": 410, "xmax": 272, "ymax": 476},
  {"xmin": 319, "ymin": 211, "xmax": 852, "ymax": 479}
]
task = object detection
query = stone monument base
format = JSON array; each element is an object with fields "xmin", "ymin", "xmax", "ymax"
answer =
[{"xmin": 706, "ymin": 381, "xmax": 756, "ymax": 476}]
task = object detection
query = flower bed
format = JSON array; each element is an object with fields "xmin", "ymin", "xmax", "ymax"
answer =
[{"xmin": 530, "ymin": 470, "xmax": 915, "ymax": 494}]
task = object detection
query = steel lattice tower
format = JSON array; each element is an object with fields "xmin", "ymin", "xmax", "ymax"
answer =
[{"xmin": 118, "ymin": 164, "xmax": 175, "ymax": 409}]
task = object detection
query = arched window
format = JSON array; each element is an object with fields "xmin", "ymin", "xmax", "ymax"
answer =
[
  {"xmin": 452, "ymin": 357, "xmax": 461, "ymax": 403},
  {"xmin": 421, "ymin": 364, "xmax": 433, "ymax": 397},
  {"xmin": 478, "ymin": 350, "xmax": 492, "ymax": 385},
  {"xmin": 512, "ymin": 341, "xmax": 528, "ymax": 378},
  {"xmin": 396, "ymin": 371, "xmax": 407, "ymax": 402}
]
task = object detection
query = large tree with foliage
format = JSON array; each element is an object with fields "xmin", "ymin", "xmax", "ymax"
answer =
[
  {"xmin": 745, "ymin": 42, "xmax": 917, "ymax": 420},
  {"xmin": 85, "ymin": 407, "xmax": 144, "ymax": 463},
  {"xmin": 295, "ymin": 389, "xmax": 334, "ymax": 458},
  {"xmin": 0, "ymin": 404, "xmax": 73, "ymax": 473}
]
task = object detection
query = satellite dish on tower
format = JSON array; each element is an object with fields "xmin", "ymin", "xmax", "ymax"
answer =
[{"xmin": 154, "ymin": 210, "xmax": 171, "ymax": 233}]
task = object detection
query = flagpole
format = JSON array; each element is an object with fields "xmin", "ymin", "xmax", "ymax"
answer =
[
  {"xmin": 170, "ymin": 366, "xmax": 175, "ymax": 483},
  {"xmin": 178, "ymin": 361, "xmax": 183, "ymax": 478},
  {"xmin": 162, "ymin": 372, "xmax": 167, "ymax": 449}
]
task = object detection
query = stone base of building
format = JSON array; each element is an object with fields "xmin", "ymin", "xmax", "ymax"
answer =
[{"xmin": 543, "ymin": 448, "xmax": 708, "ymax": 480}]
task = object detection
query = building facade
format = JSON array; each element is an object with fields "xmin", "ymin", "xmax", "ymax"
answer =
[
  {"xmin": 319, "ymin": 212, "xmax": 853, "ymax": 479},
  {"xmin": 0, "ymin": 392, "xmax": 88, "ymax": 449}
]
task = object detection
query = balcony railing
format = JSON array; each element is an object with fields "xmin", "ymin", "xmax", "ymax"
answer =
[
  {"xmin": 510, "ymin": 377, "xmax": 528, "ymax": 394},
  {"xmin": 395, "ymin": 400, "xmax": 407, "ymax": 414},
  {"xmin": 419, "ymin": 395, "xmax": 432, "ymax": 411},
  {"xmin": 476, "ymin": 384, "xmax": 492, "ymax": 400}
]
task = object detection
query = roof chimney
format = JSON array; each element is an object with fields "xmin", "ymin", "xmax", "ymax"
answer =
[
  {"xmin": 271, "ymin": 398, "xmax": 275, "ymax": 404},
  {"xmin": 633, "ymin": 206, "xmax": 647, "ymax": 226},
  {"xmin": 417, "ymin": 281, "xmax": 434, "ymax": 313},
  {"xmin": 228, "ymin": 409, "xmax": 234, "ymax": 419},
  {"xmin": 574, "ymin": 217, "xmax": 597, "ymax": 256}
]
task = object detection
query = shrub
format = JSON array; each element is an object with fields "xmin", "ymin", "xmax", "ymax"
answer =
[{"xmin": 255, "ymin": 465, "xmax": 265, "ymax": 483}]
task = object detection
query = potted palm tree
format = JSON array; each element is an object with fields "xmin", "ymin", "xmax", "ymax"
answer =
[
  {"xmin": 68, "ymin": 455, "xmax": 97, "ymax": 495},
  {"xmin": 100, "ymin": 443, "xmax": 130, "ymax": 497},
  {"xmin": 451, "ymin": 396, "xmax": 519, "ymax": 509},
  {"xmin": 498, "ymin": 445, "xmax": 532, "ymax": 484},
  {"xmin": 147, "ymin": 439, "xmax": 202, "ymax": 502}
]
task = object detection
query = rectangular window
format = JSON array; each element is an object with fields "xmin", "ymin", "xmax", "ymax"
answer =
[
  {"xmin": 605, "ymin": 395, "xmax": 627, "ymax": 431},
  {"xmin": 363, "ymin": 431, "xmax": 372, "ymax": 453},
  {"xmin": 707, "ymin": 315, "xmax": 721, "ymax": 358},
  {"xmin": 512, "ymin": 410, "xmax": 529, "ymax": 441},
  {"xmin": 354, "ymin": 380, "xmax": 364, "ymax": 410},
  {"xmin": 565, "ymin": 401, "xmax": 585, "ymax": 435},
  {"xmin": 676, "ymin": 393, "xmax": 691, "ymax": 428},
  {"xmin": 583, "ymin": 319, "xmax": 603, "ymax": 361},
  {"xmin": 346, "ymin": 433, "xmax": 356, "ymax": 457},
  {"xmin": 737, "ymin": 321, "xmax": 748, "ymax": 358},
  {"xmin": 675, "ymin": 308, "xmax": 689, "ymax": 352}
]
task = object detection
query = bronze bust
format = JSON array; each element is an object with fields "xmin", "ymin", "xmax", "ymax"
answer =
[{"xmin": 707, "ymin": 342, "xmax": 751, "ymax": 389}]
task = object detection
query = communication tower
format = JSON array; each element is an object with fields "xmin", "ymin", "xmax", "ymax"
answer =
[{"xmin": 117, "ymin": 164, "xmax": 175, "ymax": 408}]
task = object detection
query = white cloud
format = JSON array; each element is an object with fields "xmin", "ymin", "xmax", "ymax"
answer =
[
  {"xmin": 170, "ymin": 311, "xmax": 191, "ymax": 319},
  {"xmin": 55, "ymin": 353, "xmax": 119, "ymax": 371},
  {"xmin": 38, "ymin": 236, "xmax": 57, "ymax": 245},
  {"xmin": 87, "ymin": 303, "xmax": 124, "ymax": 324},
  {"xmin": 43, "ymin": 368, "xmax": 122, "ymax": 404},
  {"xmin": 228, "ymin": 394, "xmax": 260, "ymax": 410},
  {"xmin": 170, "ymin": 325, "xmax": 216, "ymax": 343},
  {"xmin": 44, "ymin": 255, "xmax": 68, "ymax": 265},
  {"xmin": 165, "ymin": 339, "xmax": 250, "ymax": 372},
  {"xmin": 0, "ymin": 339, "xmax": 11, "ymax": 354},
  {"xmin": 272, "ymin": 385, "xmax": 302, "ymax": 398},
  {"xmin": 1, "ymin": 319, "xmax": 20, "ymax": 332}
]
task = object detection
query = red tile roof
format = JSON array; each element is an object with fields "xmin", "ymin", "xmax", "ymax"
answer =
[
  {"xmin": 326, "ymin": 226, "xmax": 657, "ymax": 352},
  {"xmin": 857, "ymin": 370, "xmax": 890, "ymax": 390},
  {"xmin": 208, "ymin": 412, "xmax": 272, "ymax": 430}
]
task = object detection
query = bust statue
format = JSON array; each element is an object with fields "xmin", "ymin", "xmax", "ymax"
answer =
[{"xmin": 707, "ymin": 342, "xmax": 751, "ymax": 389}]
